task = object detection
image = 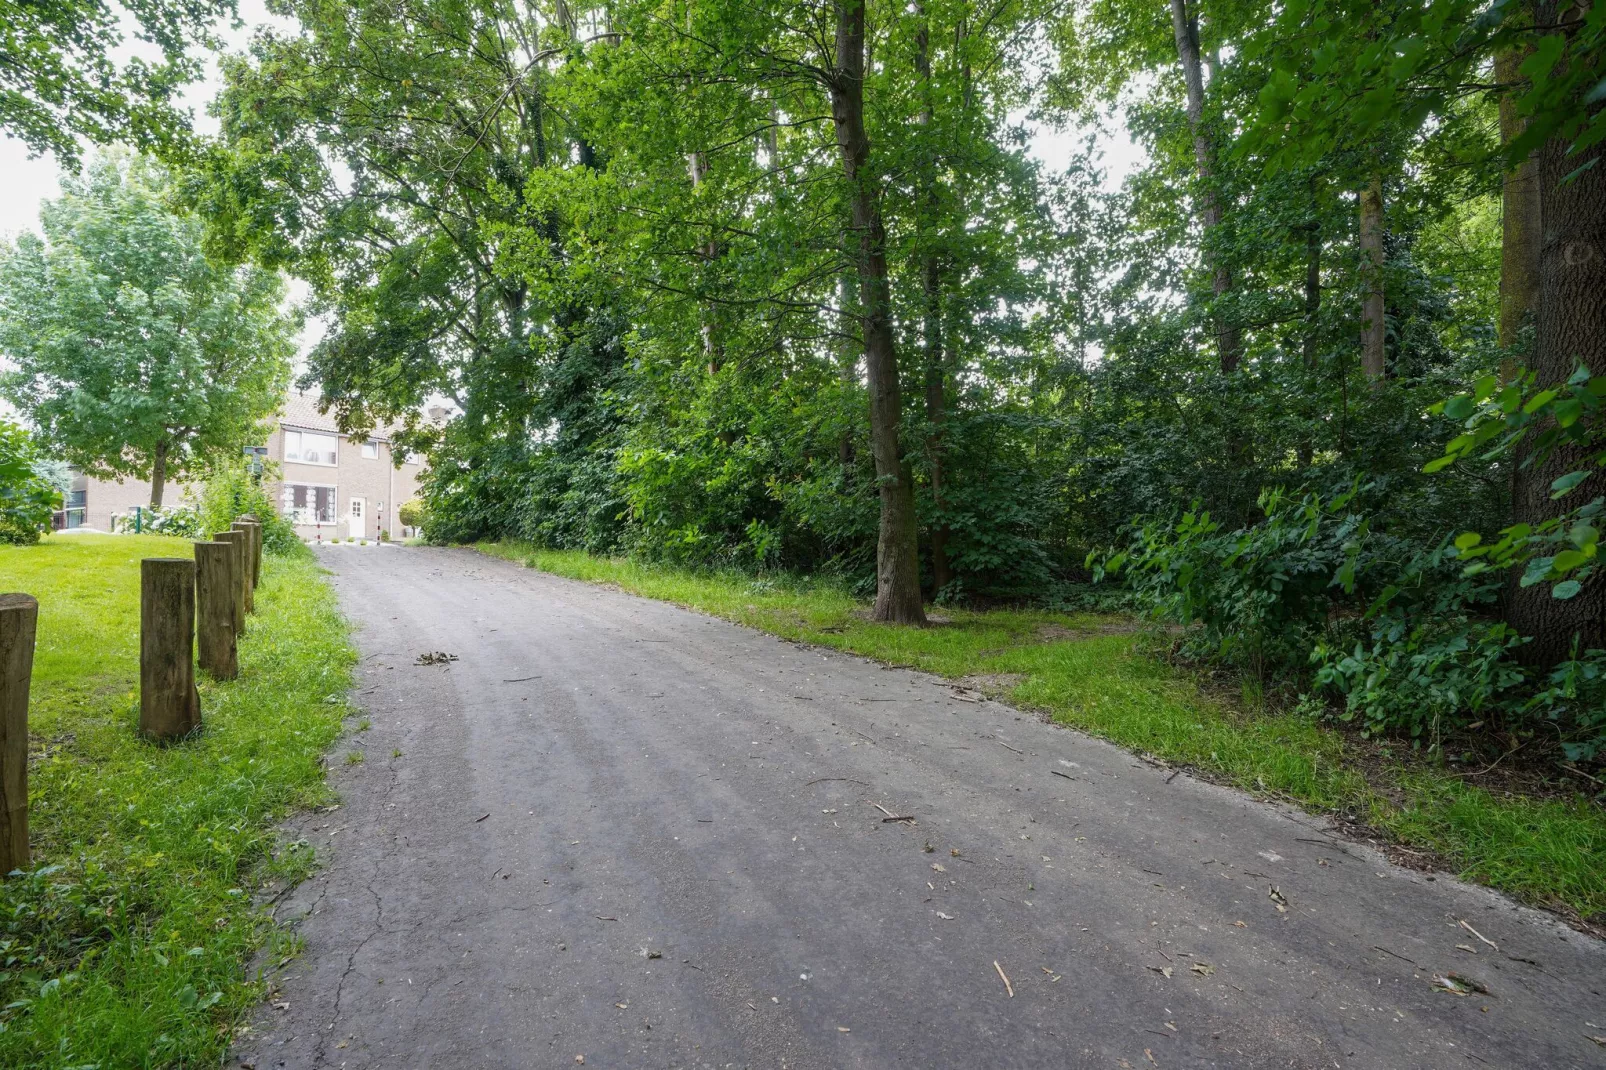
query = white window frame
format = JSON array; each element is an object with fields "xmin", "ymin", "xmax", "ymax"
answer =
[
  {"xmin": 282, "ymin": 483, "xmax": 339, "ymax": 525},
  {"xmin": 283, "ymin": 428, "xmax": 339, "ymax": 467},
  {"xmin": 361, "ymin": 439, "xmax": 379, "ymax": 459}
]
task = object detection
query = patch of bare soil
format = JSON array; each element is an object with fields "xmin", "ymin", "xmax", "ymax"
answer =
[{"xmin": 952, "ymin": 672, "xmax": 1026, "ymax": 698}]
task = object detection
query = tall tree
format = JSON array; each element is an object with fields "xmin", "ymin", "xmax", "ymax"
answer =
[
  {"xmin": 1168, "ymin": 0, "xmax": 1240, "ymax": 373},
  {"xmin": 1505, "ymin": 0, "xmax": 1606, "ymax": 664},
  {"xmin": 830, "ymin": 0, "xmax": 925, "ymax": 622},
  {"xmin": 0, "ymin": 154, "xmax": 293, "ymax": 507},
  {"xmin": 0, "ymin": 0, "xmax": 234, "ymax": 165}
]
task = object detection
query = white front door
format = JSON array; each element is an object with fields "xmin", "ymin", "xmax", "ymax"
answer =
[{"xmin": 348, "ymin": 497, "xmax": 366, "ymax": 539}]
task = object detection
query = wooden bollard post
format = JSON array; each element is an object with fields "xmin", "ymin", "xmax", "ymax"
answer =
[
  {"xmin": 238, "ymin": 514, "xmax": 263, "ymax": 589},
  {"xmin": 194, "ymin": 541, "xmax": 239, "ymax": 680},
  {"xmin": 140, "ymin": 559, "xmax": 200, "ymax": 740},
  {"xmin": 213, "ymin": 531, "xmax": 247, "ymax": 637},
  {"xmin": 231, "ymin": 521, "xmax": 257, "ymax": 615},
  {"xmin": 1, "ymin": 594, "xmax": 37, "ymax": 874}
]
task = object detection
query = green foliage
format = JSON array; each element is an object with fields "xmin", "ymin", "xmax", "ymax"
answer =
[
  {"xmin": 0, "ymin": 535, "xmax": 353, "ymax": 1067},
  {"xmin": 1428, "ymin": 368, "xmax": 1605, "ymax": 597},
  {"xmin": 0, "ymin": 419, "xmax": 61, "ymax": 545},
  {"xmin": 191, "ymin": 456, "xmax": 304, "ymax": 556},
  {"xmin": 1098, "ymin": 480, "xmax": 1606, "ymax": 756},
  {"xmin": 0, "ymin": 0, "xmax": 234, "ymax": 166},
  {"xmin": 142, "ymin": 504, "xmax": 202, "ymax": 538},
  {"xmin": 397, "ymin": 497, "xmax": 424, "ymax": 529},
  {"xmin": 0, "ymin": 153, "xmax": 294, "ymax": 506}
]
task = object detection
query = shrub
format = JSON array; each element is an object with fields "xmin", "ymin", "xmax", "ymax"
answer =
[
  {"xmin": 0, "ymin": 420, "xmax": 61, "ymax": 544},
  {"xmin": 144, "ymin": 505, "xmax": 202, "ymax": 538},
  {"xmin": 190, "ymin": 457, "xmax": 303, "ymax": 555},
  {"xmin": 1095, "ymin": 484, "xmax": 1606, "ymax": 756}
]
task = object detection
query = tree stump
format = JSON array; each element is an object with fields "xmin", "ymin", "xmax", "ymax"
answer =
[
  {"xmin": 232, "ymin": 517, "xmax": 260, "ymax": 604},
  {"xmin": 238, "ymin": 514, "xmax": 263, "ymax": 588},
  {"xmin": 231, "ymin": 521, "xmax": 258, "ymax": 614},
  {"xmin": 213, "ymin": 531, "xmax": 248, "ymax": 636},
  {"xmin": 194, "ymin": 541, "xmax": 239, "ymax": 680},
  {"xmin": 0, "ymin": 593, "xmax": 37, "ymax": 875},
  {"xmin": 140, "ymin": 559, "xmax": 200, "ymax": 740}
]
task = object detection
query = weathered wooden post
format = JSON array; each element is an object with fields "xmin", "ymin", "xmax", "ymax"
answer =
[
  {"xmin": 194, "ymin": 541, "xmax": 238, "ymax": 680},
  {"xmin": 238, "ymin": 514, "xmax": 263, "ymax": 589},
  {"xmin": 231, "ymin": 520, "xmax": 258, "ymax": 615},
  {"xmin": 213, "ymin": 531, "xmax": 247, "ymax": 636},
  {"xmin": 1, "ymin": 594, "xmax": 37, "ymax": 874},
  {"xmin": 140, "ymin": 559, "xmax": 200, "ymax": 740}
]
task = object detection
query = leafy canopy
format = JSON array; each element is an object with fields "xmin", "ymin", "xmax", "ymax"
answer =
[{"xmin": 0, "ymin": 153, "xmax": 295, "ymax": 496}]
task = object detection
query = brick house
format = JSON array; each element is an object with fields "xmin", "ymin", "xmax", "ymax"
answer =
[
  {"xmin": 270, "ymin": 390, "xmax": 427, "ymax": 542},
  {"xmin": 67, "ymin": 388, "xmax": 430, "ymax": 541}
]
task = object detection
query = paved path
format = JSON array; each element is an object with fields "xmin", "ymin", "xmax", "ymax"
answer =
[{"xmin": 237, "ymin": 547, "xmax": 1605, "ymax": 1070}]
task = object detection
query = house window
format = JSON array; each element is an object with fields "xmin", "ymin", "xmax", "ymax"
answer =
[
  {"xmin": 284, "ymin": 429, "xmax": 338, "ymax": 466},
  {"xmin": 283, "ymin": 484, "xmax": 337, "ymax": 524},
  {"xmin": 362, "ymin": 439, "xmax": 379, "ymax": 459}
]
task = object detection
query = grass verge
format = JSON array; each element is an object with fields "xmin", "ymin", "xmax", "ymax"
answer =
[
  {"xmin": 0, "ymin": 534, "xmax": 354, "ymax": 1068},
  {"xmin": 480, "ymin": 542, "xmax": 1605, "ymax": 924}
]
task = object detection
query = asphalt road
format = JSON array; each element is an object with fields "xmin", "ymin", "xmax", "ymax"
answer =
[{"xmin": 236, "ymin": 546, "xmax": 1606, "ymax": 1070}]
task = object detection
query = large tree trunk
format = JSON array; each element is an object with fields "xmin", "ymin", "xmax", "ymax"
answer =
[
  {"xmin": 1505, "ymin": 3, "xmax": 1606, "ymax": 665},
  {"xmin": 830, "ymin": 0, "xmax": 925, "ymax": 623},
  {"xmin": 1496, "ymin": 45, "xmax": 1541, "ymax": 355},
  {"xmin": 1359, "ymin": 172, "xmax": 1386, "ymax": 384},
  {"xmin": 149, "ymin": 437, "xmax": 169, "ymax": 510},
  {"xmin": 1169, "ymin": 0, "xmax": 1240, "ymax": 373}
]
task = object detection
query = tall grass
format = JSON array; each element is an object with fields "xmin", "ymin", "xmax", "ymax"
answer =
[{"xmin": 0, "ymin": 535, "xmax": 353, "ymax": 1068}]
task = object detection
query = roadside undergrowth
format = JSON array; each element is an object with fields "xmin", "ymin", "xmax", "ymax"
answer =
[
  {"xmin": 0, "ymin": 534, "xmax": 354, "ymax": 1068},
  {"xmin": 480, "ymin": 541, "xmax": 1605, "ymax": 926}
]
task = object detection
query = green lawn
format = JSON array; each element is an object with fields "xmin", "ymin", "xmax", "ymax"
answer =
[
  {"xmin": 481, "ymin": 542, "xmax": 1606, "ymax": 924},
  {"xmin": 0, "ymin": 534, "xmax": 353, "ymax": 1068}
]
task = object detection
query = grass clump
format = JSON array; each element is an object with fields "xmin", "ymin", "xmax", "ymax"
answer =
[
  {"xmin": 0, "ymin": 534, "xmax": 353, "ymax": 1068},
  {"xmin": 481, "ymin": 542, "xmax": 1606, "ymax": 921}
]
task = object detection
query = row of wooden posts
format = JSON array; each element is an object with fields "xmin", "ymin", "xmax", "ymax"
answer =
[{"xmin": 0, "ymin": 516, "xmax": 264, "ymax": 875}]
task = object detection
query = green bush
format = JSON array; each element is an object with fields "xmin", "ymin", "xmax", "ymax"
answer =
[
  {"xmin": 144, "ymin": 505, "xmax": 202, "ymax": 538},
  {"xmin": 190, "ymin": 457, "xmax": 303, "ymax": 555},
  {"xmin": 1095, "ymin": 484, "xmax": 1606, "ymax": 755},
  {"xmin": 0, "ymin": 420, "xmax": 61, "ymax": 545}
]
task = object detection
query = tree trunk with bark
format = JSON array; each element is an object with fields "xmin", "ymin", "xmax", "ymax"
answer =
[
  {"xmin": 1505, "ymin": 3, "xmax": 1606, "ymax": 665},
  {"xmin": 149, "ymin": 437, "xmax": 170, "ymax": 509},
  {"xmin": 830, "ymin": 0, "xmax": 925, "ymax": 623},
  {"xmin": 1359, "ymin": 172, "xmax": 1386, "ymax": 384},
  {"xmin": 1169, "ymin": 0, "xmax": 1240, "ymax": 373},
  {"xmin": 1496, "ymin": 45, "xmax": 1541, "ymax": 355}
]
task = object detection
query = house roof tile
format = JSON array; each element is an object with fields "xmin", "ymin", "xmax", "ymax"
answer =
[{"xmin": 279, "ymin": 389, "xmax": 407, "ymax": 441}]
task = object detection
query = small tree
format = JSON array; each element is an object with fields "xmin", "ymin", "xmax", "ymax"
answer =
[{"xmin": 0, "ymin": 153, "xmax": 294, "ymax": 508}]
